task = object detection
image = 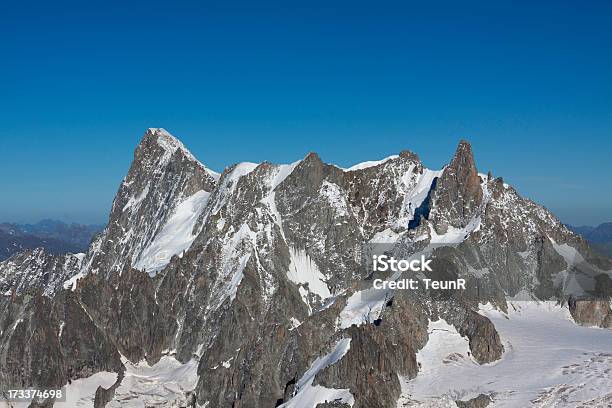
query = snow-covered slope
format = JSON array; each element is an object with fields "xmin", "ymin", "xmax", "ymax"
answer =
[
  {"xmin": 398, "ymin": 302, "xmax": 612, "ymax": 407},
  {"xmin": 280, "ymin": 338, "xmax": 354, "ymax": 408},
  {"xmin": 133, "ymin": 190, "xmax": 211, "ymax": 275},
  {"xmin": 80, "ymin": 128, "xmax": 218, "ymax": 279}
]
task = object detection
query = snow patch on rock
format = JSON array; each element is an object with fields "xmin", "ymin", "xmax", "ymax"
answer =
[
  {"xmin": 122, "ymin": 183, "xmax": 150, "ymax": 212},
  {"xmin": 319, "ymin": 181, "xmax": 349, "ymax": 217},
  {"xmin": 212, "ymin": 162, "xmax": 259, "ymax": 215},
  {"xmin": 107, "ymin": 355, "xmax": 199, "ymax": 407},
  {"xmin": 63, "ymin": 269, "xmax": 86, "ymax": 291},
  {"xmin": 404, "ymin": 168, "xmax": 442, "ymax": 219},
  {"xmin": 209, "ymin": 223, "xmax": 257, "ymax": 309},
  {"xmin": 150, "ymin": 128, "xmax": 220, "ymax": 180},
  {"xmin": 429, "ymin": 215, "xmax": 482, "ymax": 245},
  {"xmin": 551, "ymin": 240, "xmax": 586, "ymax": 267},
  {"xmin": 280, "ymin": 338, "xmax": 354, "ymax": 408},
  {"xmin": 52, "ymin": 371, "xmax": 118, "ymax": 408},
  {"xmin": 287, "ymin": 247, "xmax": 332, "ymax": 311},
  {"xmin": 133, "ymin": 190, "xmax": 211, "ymax": 276},
  {"xmin": 270, "ymin": 161, "xmax": 301, "ymax": 191},
  {"xmin": 338, "ymin": 285, "xmax": 391, "ymax": 329},
  {"xmin": 345, "ymin": 155, "xmax": 399, "ymax": 171}
]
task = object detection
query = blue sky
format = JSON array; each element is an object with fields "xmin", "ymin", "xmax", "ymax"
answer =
[{"xmin": 1, "ymin": 0, "xmax": 610, "ymax": 226}]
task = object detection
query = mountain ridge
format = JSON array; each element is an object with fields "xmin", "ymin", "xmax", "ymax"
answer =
[{"xmin": 1, "ymin": 128, "xmax": 610, "ymax": 408}]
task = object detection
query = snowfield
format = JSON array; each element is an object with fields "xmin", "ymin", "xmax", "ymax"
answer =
[
  {"xmin": 398, "ymin": 302, "xmax": 612, "ymax": 407},
  {"xmin": 133, "ymin": 190, "xmax": 211, "ymax": 276},
  {"xmin": 344, "ymin": 155, "xmax": 399, "ymax": 171},
  {"xmin": 106, "ymin": 356, "xmax": 199, "ymax": 408},
  {"xmin": 50, "ymin": 356, "xmax": 197, "ymax": 408},
  {"xmin": 287, "ymin": 247, "xmax": 332, "ymax": 312}
]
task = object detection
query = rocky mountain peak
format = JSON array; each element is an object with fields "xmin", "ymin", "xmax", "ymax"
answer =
[
  {"xmin": 399, "ymin": 149, "xmax": 420, "ymax": 161},
  {"xmin": 283, "ymin": 152, "xmax": 328, "ymax": 193},
  {"xmin": 113, "ymin": 129, "xmax": 217, "ymax": 220},
  {"xmin": 83, "ymin": 129, "xmax": 219, "ymax": 277},
  {"xmin": 301, "ymin": 151, "xmax": 324, "ymax": 167},
  {"xmin": 452, "ymin": 139, "xmax": 475, "ymax": 165},
  {"xmin": 430, "ymin": 139, "xmax": 484, "ymax": 234},
  {"xmin": 141, "ymin": 128, "xmax": 200, "ymax": 164},
  {"xmin": 445, "ymin": 140, "xmax": 481, "ymax": 187},
  {"xmin": 133, "ymin": 128, "xmax": 217, "ymax": 179}
]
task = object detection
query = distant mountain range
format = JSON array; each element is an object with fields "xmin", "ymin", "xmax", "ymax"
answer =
[
  {"xmin": 568, "ymin": 222, "xmax": 612, "ymax": 257},
  {"xmin": 0, "ymin": 220, "xmax": 103, "ymax": 261}
]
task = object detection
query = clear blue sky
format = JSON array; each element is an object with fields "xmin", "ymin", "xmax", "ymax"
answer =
[{"xmin": 1, "ymin": 0, "xmax": 610, "ymax": 226}]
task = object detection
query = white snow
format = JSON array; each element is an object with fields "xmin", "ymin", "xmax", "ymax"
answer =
[
  {"xmin": 206, "ymin": 169, "xmax": 221, "ymax": 181},
  {"xmin": 368, "ymin": 164, "xmax": 442, "ymax": 233},
  {"xmin": 404, "ymin": 168, "xmax": 442, "ymax": 218},
  {"xmin": 370, "ymin": 228, "xmax": 401, "ymax": 244},
  {"xmin": 338, "ymin": 284, "xmax": 391, "ymax": 329},
  {"xmin": 216, "ymin": 218, "xmax": 225, "ymax": 231},
  {"xmin": 212, "ymin": 162, "xmax": 259, "ymax": 215},
  {"xmin": 63, "ymin": 270, "xmax": 86, "ymax": 291},
  {"xmin": 208, "ymin": 223, "xmax": 257, "ymax": 309},
  {"xmin": 122, "ymin": 183, "xmax": 150, "ymax": 212},
  {"xmin": 48, "ymin": 355, "xmax": 200, "ymax": 408},
  {"xmin": 428, "ymin": 216, "xmax": 481, "ymax": 245},
  {"xmin": 260, "ymin": 161, "xmax": 301, "ymax": 241},
  {"xmin": 149, "ymin": 128, "xmax": 220, "ymax": 180},
  {"xmin": 287, "ymin": 247, "xmax": 332, "ymax": 310},
  {"xmin": 416, "ymin": 319, "xmax": 473, "ymax": 371},
  {"xmin": 345, "ymin": 155, "xmax": 399, "ymax": 171},
  {"xmin": 397, "ymin": 319, "xmax": 474, "ymax": 407},
  {"xmin": 53, "ymin": 371, "xmax": 118, "ymax": 408},
  {"xmin": 319, "ymin": 181, "xmax": 349, "ymax": 217},
  {"xmin": 133, "ymin": 190, "xmax": 211, "ymax": 276},
  {"xmin": 550, "ymin": 239, "xmax": 612, "ymax": 296},
  {"xmin": 289, "ymin": 317, "xmax": 302, "ymax": 330},
  {"xmin": 551, "ymin": 240, "xmax": 586, "ymax": 266},
  {"xmin": 270, "ymin": 161, "xmax": 301, "ymax": 191},
  {"xmin": 280, "ymin": 338, "xmax": 354, "ymax": 408},
  {"xmin": 418, "ymin": 169, "xmax": 489, "ymax": 246},
  {"xmin": 398, "ymin": 301, "xmax": 612, "ymax": 407},
  {"xmin": 225, "ymin": 225, "xmax": 255, "ymax": 301},
  {"xmin": 152, "ymin": 128, "xmax": 197, "ymax": 161},
  {"xmin": 228, "ymin": 162, "xmax": 259, "ymax": 182},
  {"xmin": 110, "ymin": 355, "xmax": 199, "ymax": 408}
]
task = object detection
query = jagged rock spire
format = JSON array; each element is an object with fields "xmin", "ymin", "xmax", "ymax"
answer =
[{"xmin": 430, "ymin": 139, "xmax": 484, "ymax": 234}]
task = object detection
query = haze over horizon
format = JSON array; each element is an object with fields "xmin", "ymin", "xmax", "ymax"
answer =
[{"xmin": 1, "ymin": 1, "xmax": 611, "ymax": 226}]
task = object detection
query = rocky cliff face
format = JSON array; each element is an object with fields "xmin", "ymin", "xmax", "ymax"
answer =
[
  {"xmin": 84, "ymin": 128, "xmax": 218, "ymax": 279},
  {"xmin": 0, "ymin": 249, "xmax": 84, "ymax": 296},
  {"xmin": 430, "ymin": 140, "xmax": 483, "ymax": 234},
  {"xmin": 0, "ymin": 129, "xmax": 610, "ymax": 407}
]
